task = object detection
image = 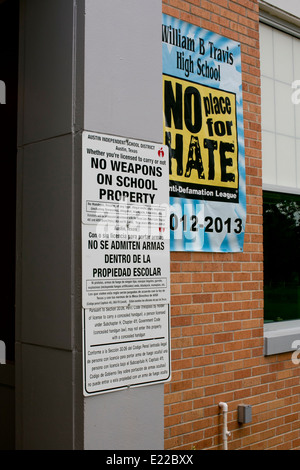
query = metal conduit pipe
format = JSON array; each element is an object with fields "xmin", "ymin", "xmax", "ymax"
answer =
[{"xmin": 219, "ymin": 402, "xmax": 231, "ymax": 450}]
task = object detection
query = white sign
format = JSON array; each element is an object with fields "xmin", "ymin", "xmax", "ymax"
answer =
[{"xmin": 82, "ymin": 131, "xmax": 171, "ymax": 395}]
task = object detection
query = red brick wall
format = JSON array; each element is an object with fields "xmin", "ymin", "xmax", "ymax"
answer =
[{"xmin": 163, "ymin": 0, "xmax": 300, "ymax": 450}]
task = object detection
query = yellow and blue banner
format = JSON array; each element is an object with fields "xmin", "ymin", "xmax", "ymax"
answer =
[{"xmin": 162, "ymin": 14, "xmax": 246, "ymax": 252}]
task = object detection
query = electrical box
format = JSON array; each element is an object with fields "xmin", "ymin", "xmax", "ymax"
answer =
[{"xmin": 238, "ymin": 404, "xmax": 252, "ymax": 424}]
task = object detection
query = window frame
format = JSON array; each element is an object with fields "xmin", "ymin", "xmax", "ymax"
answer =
[{"xmin": 260, "ymin": 3, "xmax": 300, "ymax": 355}]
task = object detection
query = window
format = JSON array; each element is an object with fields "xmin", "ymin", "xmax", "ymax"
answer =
[
  {"xmin": 263, "ymin": 190, "xmax": 300, "ymax": 323},
  {"xmin": 260, "ymin": 17, "xmax": 300, "ymax": 354}
]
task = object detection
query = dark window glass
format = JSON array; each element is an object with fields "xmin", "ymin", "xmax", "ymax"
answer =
[{"xmin": 263, "ymin": 191, "xmax": 300, "ymax": 323}]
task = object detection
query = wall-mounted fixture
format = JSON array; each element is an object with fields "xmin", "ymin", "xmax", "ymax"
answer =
[{"xmin": 238, "ymin": 404, "xmax": 252, "ymax": 424}]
